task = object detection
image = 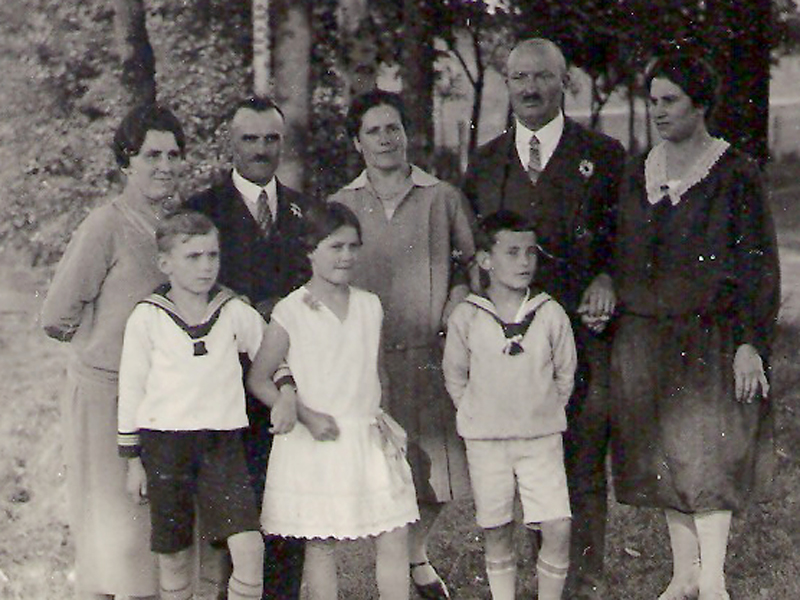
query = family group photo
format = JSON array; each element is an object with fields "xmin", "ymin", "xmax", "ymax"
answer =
[{"xmin": 1, "ymin": 1, "xmax": 800, "ymax": 599}]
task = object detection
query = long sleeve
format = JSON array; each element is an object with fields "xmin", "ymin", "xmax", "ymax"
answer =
[
  {"xmin": 442, "ymin": 305, "xmax": 471, "ymax": 407},
  {"xmin": 117, "ymin": 307, "xmax": 151, "ymax": 457},
  {"xmin": 591, "ymin": 139, "xmax": 626, "ymax": 280},
  {"xmin": 730, "ymin": 159, "xmax": 781, "ymax": 357},
  {"xmin": 549, "ymin": 308, "xmax": 577, "ymax": 405},
  {"xmin": 41, "ymin": 208, "xmax": 115, "ymax": 342},
  {"xmin": 444, "ymin": 189, "xmax": 477, "ymax": 318}
]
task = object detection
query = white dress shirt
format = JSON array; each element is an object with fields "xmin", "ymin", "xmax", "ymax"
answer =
[
  {"xmin": 514, "ymin": 111, "xmax": 564, "ymax": 171},
  {"xmin": 232, "ymin": 169, "xmax": 278, "ymax": 220}
]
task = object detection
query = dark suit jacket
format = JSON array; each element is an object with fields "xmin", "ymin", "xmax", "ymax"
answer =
[
  {"xmin": 187, "ymin": 172, "xmax": 320, "ymax": 310},
  {"xmin": 464, "ymin": 118, "xmax": 625, "ymax": 315}
]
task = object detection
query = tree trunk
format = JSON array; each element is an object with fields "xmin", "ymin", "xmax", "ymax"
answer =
[
  {"xmin": 706, "ymin": 0, "xmax": 770, "ymax": 165},
  {"xmin": 113, "ymin": 0, "xmax": 156, "ymax": 105},
  {"xmin": 400, "ymin": 0, "xmax": 436, "ymax": 169},
  {"xmin": 337, "ymin": 0, "xmax": 377, "ymax": 96},
  {"xmin": 253, "ymin": 0, "xmax": 271, "ymax": 96},
  {"xmin": 467, "ymin": 32, "xmax": 485, "ymax": 163},
  {"xmin": 273, "ymin": 0, "xmax": 311, "ymax": 190},
  {"xmin": 627, "ymin": 81, "xmax": 636, "ymax": 154}
]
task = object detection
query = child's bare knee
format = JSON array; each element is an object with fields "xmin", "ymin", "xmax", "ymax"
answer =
[
  {"xmin": 228, "ymin": 530, "xmax": 265, "ymax": 576},
  {"xmin": 159, "ymin": 547, "xmax": 193, "ymax": 578},
  {"xmin": 483, "ymin": 521, "xmax": 515, "ymax": 558},
  {"xmin": 538, "ymin": 517, "xmax": 571, "ymax": 559}
]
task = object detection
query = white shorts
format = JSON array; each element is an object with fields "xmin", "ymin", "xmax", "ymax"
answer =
[{"xmin": 465, "ymin": 434, "xmax": 571, "ymax": 529}]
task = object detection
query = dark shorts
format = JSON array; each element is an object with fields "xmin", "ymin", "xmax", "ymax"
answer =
[{"xmin": 140, "ymin": 429, "xmax": 260, "ymax": 554}]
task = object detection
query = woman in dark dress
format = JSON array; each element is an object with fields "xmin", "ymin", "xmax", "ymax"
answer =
[{"xmin": 610, "ymin": 55, "xmax": 780, "ymax": 600}]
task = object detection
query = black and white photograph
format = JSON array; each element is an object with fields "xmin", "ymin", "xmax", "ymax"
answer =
[{"xmin": 0, "ymin": 1, "xmax": 797, "ymax": 598}]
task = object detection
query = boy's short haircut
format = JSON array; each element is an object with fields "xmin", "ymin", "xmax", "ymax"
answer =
[
  {"xmin": 301, "ymin": 202, "xmax": 362, "ymax": 254},
  {"xmin": 156, "ymin": 209, "xmax": 218, "ymax": 253},
  {"xmin": 475, "ymin": 210, "xmax": 537, "ymax": 253}
]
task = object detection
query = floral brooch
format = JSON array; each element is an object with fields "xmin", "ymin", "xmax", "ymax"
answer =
[
  {"xmin": 579, "ymin": 159, "xmax": 594, "ymax": 179},
  {"xmin": 290, "ymin": 202, "xmax": 303, "ymax": 218}
]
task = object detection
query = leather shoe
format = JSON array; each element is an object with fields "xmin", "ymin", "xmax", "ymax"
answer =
[{"xmin": 410, "ymin": 561, "xmax": 450, "ymax": 599}]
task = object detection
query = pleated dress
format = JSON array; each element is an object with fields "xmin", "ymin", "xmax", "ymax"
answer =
[{"xmin": 261, "ymin": 286, "xmax": 419, "ymax": 539}]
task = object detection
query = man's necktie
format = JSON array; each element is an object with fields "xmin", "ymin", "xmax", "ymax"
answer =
[
  {"xmin": 527, "ymin": 135, "xmax": 542, "ymax": 184},
  {"xmin": 256, "ymin": 189, "xmax": 273, "ymax": 235}
]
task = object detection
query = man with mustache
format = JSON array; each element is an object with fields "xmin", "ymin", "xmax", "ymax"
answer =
[
  {"xmin": 464, "ymin": 38, "xmax": 625, "ymax": 599},
  {"xmin": 187, "ymin": 96, "xmax": 318, "ymax": 599}
]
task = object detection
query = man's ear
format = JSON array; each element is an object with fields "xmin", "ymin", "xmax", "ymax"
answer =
[
  {"xmin": 561, "ymin": 69, "xmax": 571, "ymax": 90},
  {"xmin": 352, "ymin": 136, "xmax": 363, "ymax": 155}
]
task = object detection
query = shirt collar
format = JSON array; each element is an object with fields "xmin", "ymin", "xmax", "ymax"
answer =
[
  {"xmin": 342, "ymin": 164, "xmax": 440, "ymax": 190},
  {"xmin": 514, "ymin": 111, "xmax": 564, "ymax": 170},
  {"xmin": 232, "ymin": 169, "xmax": 277, "ymax": 216}
]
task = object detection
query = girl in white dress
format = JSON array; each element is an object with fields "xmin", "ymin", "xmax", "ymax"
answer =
[{"xmin": 247, "ymin": 202, "xmax": 419, "ymax": 599}]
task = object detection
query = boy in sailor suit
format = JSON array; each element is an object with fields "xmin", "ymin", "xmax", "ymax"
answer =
[
  {"xmin": 117, "ymin": 210, "xmax": 271, "ymax": 600},
  {"xmin": 442, "ymin": 211, "xmax": 577, "ymax": 600}
]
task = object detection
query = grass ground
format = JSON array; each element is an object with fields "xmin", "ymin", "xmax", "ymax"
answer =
[{"xmin": 2, "ymin": 193, "xmax": 800, "ymax": 598}]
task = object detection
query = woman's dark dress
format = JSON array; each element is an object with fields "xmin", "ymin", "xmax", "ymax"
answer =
[{"xmin": 610, "ymin": 144, "xmax": 780, "ymax": 513}]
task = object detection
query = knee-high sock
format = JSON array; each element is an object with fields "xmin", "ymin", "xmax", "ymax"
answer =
[
  {"xmin": 662, "ymin": 508, "xmax": 701, "ymax": 596},
  {"xmin": 486, "ymin": 553, "xmax": 516, "ymax": 600},
  {"xmin": 537, "ymin": 555, "xmax": 568, "ymax": 600},
  {"xmin": 694, "ymin": 510, "xmax": 732, "ymax": 596},
  {"xmin": 228, "ymin": 573, "xmax": 263, "ymax": 600},
  {"xmin": 303, "ymin": 541, "xmax": 337, "ymax": 600},
  {"xmin": 160, "ymin": 581, "xmax": 193, "ymax": 600}
]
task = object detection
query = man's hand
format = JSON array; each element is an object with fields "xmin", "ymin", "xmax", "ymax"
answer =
[
  {"xmin": 577, "ymin": 273, "xmax": 616, "ymax": 333},
  {"xmin": 270, "ymin": 386, "xmax": 298, "ymax": 434},
  {"xmin": 126, "ymin": 457, "xmax": 148, "ymax": 505},
  {"xmin": 734, "ymin": 343, "xmax": 769, "ymax": 403}
]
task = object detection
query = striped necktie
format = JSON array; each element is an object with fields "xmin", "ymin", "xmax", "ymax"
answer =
[
  {"xmin": 527, "ymin": 135, "xmax": 542, "ymax": 184},
  {"xmin": 256, "ymin": 189, "xmax": 273, "ymax": 235}
]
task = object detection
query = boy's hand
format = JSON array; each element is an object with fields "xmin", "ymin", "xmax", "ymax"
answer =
[
  {"xmin": 126, "ymin": 458, "xmax": 148, "ymax": 505},
  {"xmin": 300, "ymin": 407, "xmax": 340, "ymax": 441},
  {"xmin": 270, "ymin": 387, "xmax": 298, "ymax": 434}
]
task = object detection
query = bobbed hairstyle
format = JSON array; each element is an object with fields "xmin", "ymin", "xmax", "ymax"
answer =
[
  {"xmin": 475, "ymin": 210, "xmax": 537, "ymax": 253},
  {"xmin": 227, "ymin": 95, "xmax": 285, "ymax": 122},
  {"xmin": 646, "ymin": 53, "xmax": 719, "ymax": 115},
  {"xmin": 112, "ymin": 103, "xmax": 186, "ymax": 168},
  {"xmin": 156, "ymin": 209, "xmax": 218, "ymax": 254},
  {"xmin": 301, "ymin": 202, "xmax": 362, "ymax": 255},
  {"xmin": 345, "ymin": 90, "xmax": 409, "ymax": 140}
]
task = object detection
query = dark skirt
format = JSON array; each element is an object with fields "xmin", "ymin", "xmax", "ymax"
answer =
[{"xmin": 610, "ymin": 313, "xmax": 774, "ymax": 513}]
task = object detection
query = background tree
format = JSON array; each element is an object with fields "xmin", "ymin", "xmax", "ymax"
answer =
[{"xmin": 114, "ymin": 0, "xmax": 156, "ymax": 105}]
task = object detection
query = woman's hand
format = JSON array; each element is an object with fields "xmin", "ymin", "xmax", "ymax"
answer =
[
  {"xmin": 733, "ymin": 343, "xmax": 769, "ymax": 403},
  {"xmin": 270, "ymin": 387, "xmax": 298, "ymax": 434},
  {"xmin": 126, "ymin": 457, "xmax": 148, "ymax": 505},
  {"xmin": 299, "ymin": 405, "xmax": 340, "ymax": 441}
]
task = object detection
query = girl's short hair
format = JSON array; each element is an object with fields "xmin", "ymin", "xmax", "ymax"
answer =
[
  {"xmin": 301, "ymin": 202, "xmax": 362, "ymax": 254},
  {"xmin": 156, "ymin": 210, "xmax": 218, "ymax": 253},
  {"xmin": 475, "ymin": 210, "xmax": 537, "ymax": 253},
  {"xmin": 345, "ymin": 90, "xmax": 409, "ymax": 140},
  {"xmin": 646, "ymin": 54, "xmax": 719, "ymax": 114},
  {"xmin": 112, "ymin": 103, "xmax": 186, "ymax": 168}
]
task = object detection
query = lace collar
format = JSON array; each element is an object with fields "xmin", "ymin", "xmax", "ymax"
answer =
[{"xmin": 644, "ymin": 138, "xmax": 729, "ymax": 205}]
